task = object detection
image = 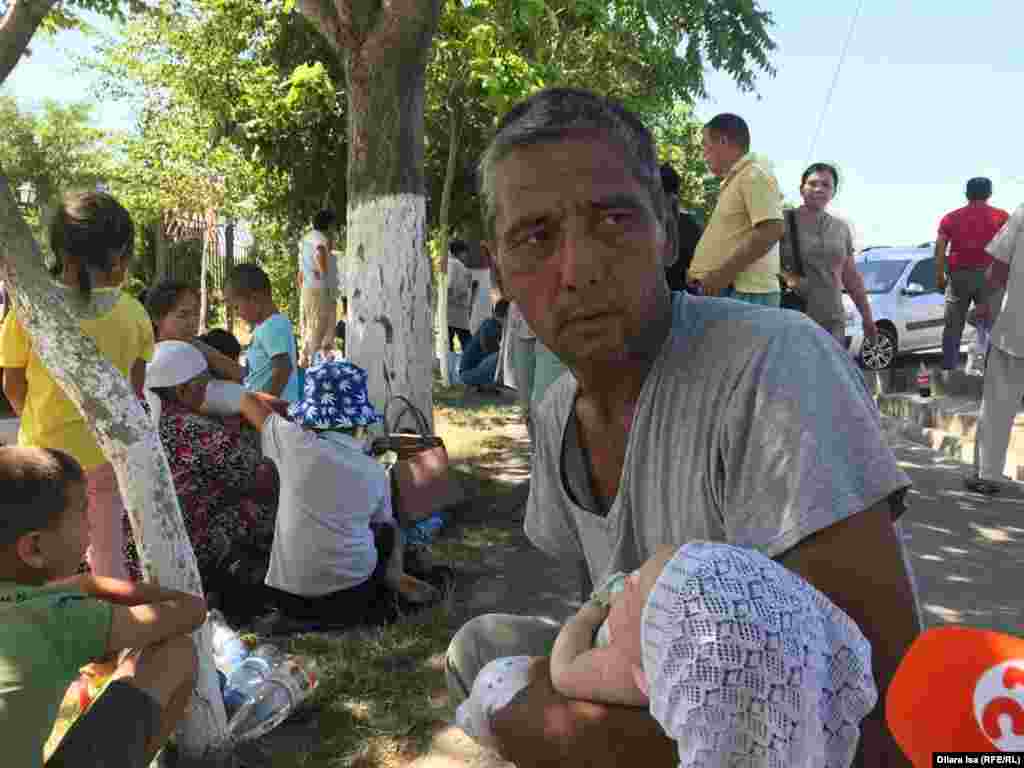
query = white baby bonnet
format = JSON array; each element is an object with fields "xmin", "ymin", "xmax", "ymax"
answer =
[{"xmin": 640, "ymin": 541, "xmax": 878, "ymax": 768}]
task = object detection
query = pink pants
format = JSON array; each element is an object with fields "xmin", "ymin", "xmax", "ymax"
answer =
[{"xmin": 85, "ymin": 462, "xmax": 129, "ymax": 579}]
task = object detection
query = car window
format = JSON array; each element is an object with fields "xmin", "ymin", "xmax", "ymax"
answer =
[
  {"xmin": 857, "ymin": 260, "xmax": 910, "ymax": 293},
  {"xmin": 907, "ymin": 258, "xmax": 938, "ymax": 293}
]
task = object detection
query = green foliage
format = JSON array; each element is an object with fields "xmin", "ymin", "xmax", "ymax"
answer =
[
  {"xmin": 0, "ymin": 95, "xmax": 112, "ymax": 263},
  {"xmin": 83, "ymin": 0, "xmax": 349, "ymax": 306},
  {"xmin": 423, "ymin": 0, "xmax": 776, "ymax": 239}
]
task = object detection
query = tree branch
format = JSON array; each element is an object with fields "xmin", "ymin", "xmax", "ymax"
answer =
[
  {"xmin": 0, "ymin": 0, "xmax": 59, "ymax": 86},
  {"xmin": 364, "ymin": 0, "xmax": 433, "ymax": 60},
  {"xmin": 296, "ymin": 0, "xmax": 357, "ymax": 54}
]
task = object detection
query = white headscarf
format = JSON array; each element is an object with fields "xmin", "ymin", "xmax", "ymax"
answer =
[{"xmin": 144, "ymin": 341, "xmax": 208, "ymax": 426}]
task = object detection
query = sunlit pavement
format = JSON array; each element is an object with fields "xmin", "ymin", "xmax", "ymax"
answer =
[{"xmin": 889, "ymin": 431, "xmax": 1024, "ymax": 636}]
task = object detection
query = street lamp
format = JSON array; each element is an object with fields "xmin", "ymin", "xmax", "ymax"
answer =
[{"xmin": 16, "ymin": 181, "xmax": 36, "ymax": 209}]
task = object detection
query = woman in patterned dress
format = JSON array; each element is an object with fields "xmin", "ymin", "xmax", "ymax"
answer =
[{"xmin": 123, "ymin": 342, "xmax": 276, "ymax": 585}]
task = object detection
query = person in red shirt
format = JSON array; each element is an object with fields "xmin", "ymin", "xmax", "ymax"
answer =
[{"xmin": 935, "ymin": 177, "xmax": 1009, "ymax": 371}]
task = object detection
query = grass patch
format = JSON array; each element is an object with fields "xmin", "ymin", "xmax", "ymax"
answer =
[{"xmin": 272, "ymin": 601, "xmax": 461, "ymax": 768}]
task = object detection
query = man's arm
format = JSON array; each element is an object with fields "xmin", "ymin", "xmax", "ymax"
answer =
[
  {"xmin": 976, "ymin": 210, "xmax": 1019, "ymax": 321},
  {"xmin": 934, "ymin": 236, "xmax": 949, "ymax": 291},
  {"xmin": 490, "ymin": 658, "xmax": 677, "ymax": 768},
  {"xmin": 779, "ymin": 500, "xmax": 918, "ymax": 768},
  {"xmin": 266, "ymin": 353, "xmax": 292, "ymax": 398},
  {"xmin": 2, "ymin": 366, "xmax": 26, "ymax": 414},
  {"xmin": 315, "ymin": 244, "xmax": 328, "ymax": 280},
  {"xmin": 702, "ymin": 219, "xmax": 784, "ymax": 296}
]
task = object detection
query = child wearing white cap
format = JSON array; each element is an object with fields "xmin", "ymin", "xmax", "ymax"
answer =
[{"xmin": 457, "ymin": 541, "xmax": 877, "ymax": 768}]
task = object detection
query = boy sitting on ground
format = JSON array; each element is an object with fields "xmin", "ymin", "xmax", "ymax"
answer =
[
  {"xmin": 457, "ymin": 541, "xmax": 878, "ymax": 768},
  {"xmin": 0, "ymin": 445, "xmax": 206, "ymax": 767},
  {"xmin": 224, "ymin": 264, "xmax": 300, "ymax": 403}
]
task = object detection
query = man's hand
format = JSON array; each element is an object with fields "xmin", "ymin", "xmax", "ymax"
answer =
[
  {"xmin": 700, "ymin": 270, "xmax": 732, "ymax": 297},
  {"xmin": 975, "ymin": 302, "xmax": 991, "ymax": 323},
  {"xmin": 780, "ymin": 271, "xmax": 803, "ymax": 292},
  {"xmin": 862, "ymin": 319, "xmax": 878, "ymax": 341},
  {"xmin": 936, "ymin": 271, "xmax": 947, "ymax": 292},
  {"xmin": 490, "ymin": 657, "xmax": 677, "ymax": 768}
]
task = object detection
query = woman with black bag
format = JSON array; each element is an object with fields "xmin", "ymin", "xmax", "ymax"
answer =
[{"xmin": 780, "ymin": 163, "xmax": 877, "ymax": 344}]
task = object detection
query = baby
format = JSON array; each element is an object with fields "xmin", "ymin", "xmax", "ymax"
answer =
[{"xmin": 456, "ymin": 541, "xmax": 879, "ymax": 768}]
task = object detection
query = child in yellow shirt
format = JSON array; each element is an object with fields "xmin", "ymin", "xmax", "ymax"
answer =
[{"xmin": 0, "ymin": 192, "xmax": 154, "ymax": 578}]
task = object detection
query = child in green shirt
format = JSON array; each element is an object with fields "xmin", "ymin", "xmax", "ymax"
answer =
[{"xmin": 0, "ymin": 445, "xmax": 206, "ymax": 767}]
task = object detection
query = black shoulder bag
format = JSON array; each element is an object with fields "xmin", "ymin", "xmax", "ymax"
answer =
[{"xmin": 780, "ymin": 209, "xmax": 808, "ymax": 312}]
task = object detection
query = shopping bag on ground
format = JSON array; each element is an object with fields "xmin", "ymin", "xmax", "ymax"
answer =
[{"xmin": 371, "ymin": 365, "xmax": 465, "ymax": 524}]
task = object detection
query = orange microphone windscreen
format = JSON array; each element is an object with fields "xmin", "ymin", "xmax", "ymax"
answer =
[{"xmin": 886, "ymin": 625, "xmax": 1024, "ymax": 766}]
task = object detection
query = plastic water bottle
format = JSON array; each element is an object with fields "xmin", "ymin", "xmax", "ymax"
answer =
[
  {"xmin": 227, "ymin": 656, "xmax": 320, "ymax": 742},
  {"xmin": 208, "ymin": 610, "xmax": 248, "ymax": 675},
  {"xmin": 226, "ymin": 644, "xmax": 286, "ymax": 694}
]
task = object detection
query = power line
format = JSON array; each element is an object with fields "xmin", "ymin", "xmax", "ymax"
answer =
[{"xmin": 807, "ymin": 0, "xmax": 866, "ymax": 165}]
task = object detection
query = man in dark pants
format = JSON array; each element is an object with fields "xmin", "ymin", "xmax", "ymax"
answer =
[{"xmin": 935, "ymin": 177, "xmax": 1009, "ymax": 372}]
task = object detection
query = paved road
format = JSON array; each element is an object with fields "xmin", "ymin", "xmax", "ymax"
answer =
[{"xmin": 890, "ymin": 430, "xmax": 1024, "ymax": 636}]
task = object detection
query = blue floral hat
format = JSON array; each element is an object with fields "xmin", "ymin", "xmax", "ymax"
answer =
[{"xmin": 288, "ymin": 358, "xmax": 382, "ymax": 429}]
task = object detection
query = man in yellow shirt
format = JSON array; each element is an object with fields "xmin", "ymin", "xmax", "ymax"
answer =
[{"xmin": 689, "ymin": 113, "xmax": 785, "ymax": 305}]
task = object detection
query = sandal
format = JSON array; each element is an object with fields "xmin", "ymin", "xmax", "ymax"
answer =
[{"xmin": 964, "ymin": 475, "xmax": 1002, "ymax": 495}]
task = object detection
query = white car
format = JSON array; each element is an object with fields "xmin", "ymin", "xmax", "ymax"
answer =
[{"xmin": 842, "ymin": 247, "xmax": 974, "ymax": 370}]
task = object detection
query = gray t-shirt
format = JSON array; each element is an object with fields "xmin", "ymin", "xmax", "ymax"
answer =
[
  {"xmin": 781, "ymin": 211, "xmax": 854, "ymax": 334},
  {"xmin": 525, "ymin": 292, "xmax": 911, "ymax": 588},
  {"xmin": 261, "ymin": 415, "xmax": 393, "ymax": 596}
]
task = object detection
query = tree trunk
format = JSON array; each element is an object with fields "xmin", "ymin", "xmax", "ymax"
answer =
[
  {"xmin": 0, "ymin": 176, "xmax": 230, "ymax": 759},
  {"xmin": 224, "ymin": 219, "xmax": 235, "ymax": 333},
  {"xmin": 298, "ymin": 0, "xmax": 441, "ymax": 424},
  {"xmin": 434, "ymin": 90, "xmax": 462, "ymax": 387},
  {"xmin": 155, "ymin": 216, "xmax": 171, "ymax": 282},
  {"xmin": 199, "ymin": 210, "xmax": 215, "ymax": 334},
  {"xmin": 0, "ymin": 0, "xmax": 59, "ymax": 85}
]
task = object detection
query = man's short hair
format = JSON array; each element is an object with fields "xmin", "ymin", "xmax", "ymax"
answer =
[
  {"xmin": 704, "ymin": 113, "xmax": 751, "ymax": 153},
  {"xmin": 478, "ymin": 88, "xmax": 667, "ymax": 242},
  {"xmin": 660, "ymin": 163, "xmax": 681, "ymax": 198},
  {"xmin": 0, "ymin": 447, "xmax": 84, "ymax": 546},
  {"xmin": 226, "ymin": 263, "xmax": 272, "ymax": 298},
  {"xmin": 313, "ymin": 209, "xmax": 337, "ymax": 232},
  {"xmin": 966, "ymin": 177, "xmax": 993, "ymax": 202}
]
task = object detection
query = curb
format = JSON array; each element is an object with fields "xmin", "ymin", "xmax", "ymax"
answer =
[{"xmin": 876, "ymin": 392, "xmax": 1024, "ymax": 482}]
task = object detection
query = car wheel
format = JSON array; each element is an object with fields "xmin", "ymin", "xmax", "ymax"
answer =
[{"xmin": 860, "ymin": 326, "xmax": 897, "ymax": 370}]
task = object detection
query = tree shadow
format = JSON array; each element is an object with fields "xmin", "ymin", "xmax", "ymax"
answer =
[{"xmin": 896, "ymin": 440, "xmax": 1024, "ymax": 636}]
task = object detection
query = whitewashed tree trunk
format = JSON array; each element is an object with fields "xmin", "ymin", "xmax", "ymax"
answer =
[
  {"xmin": 0, "ymin": 178, "xmax": 229, "ymax": 759},
  {"xmin": 295, "ymin": 0, "xmax": 441, "ymax": 429},
  {"xmin": 346, "ymin": 194, "xmax": 433, "ymax": 425},
  {"xmin": 434, "ymin": 270, "xmax": 449, "ymax": 386}
]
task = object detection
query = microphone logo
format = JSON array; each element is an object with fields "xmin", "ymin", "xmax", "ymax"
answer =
[{"xmin": 974, "ymin": 659, "xmax": 1024, "ymax": 751}]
